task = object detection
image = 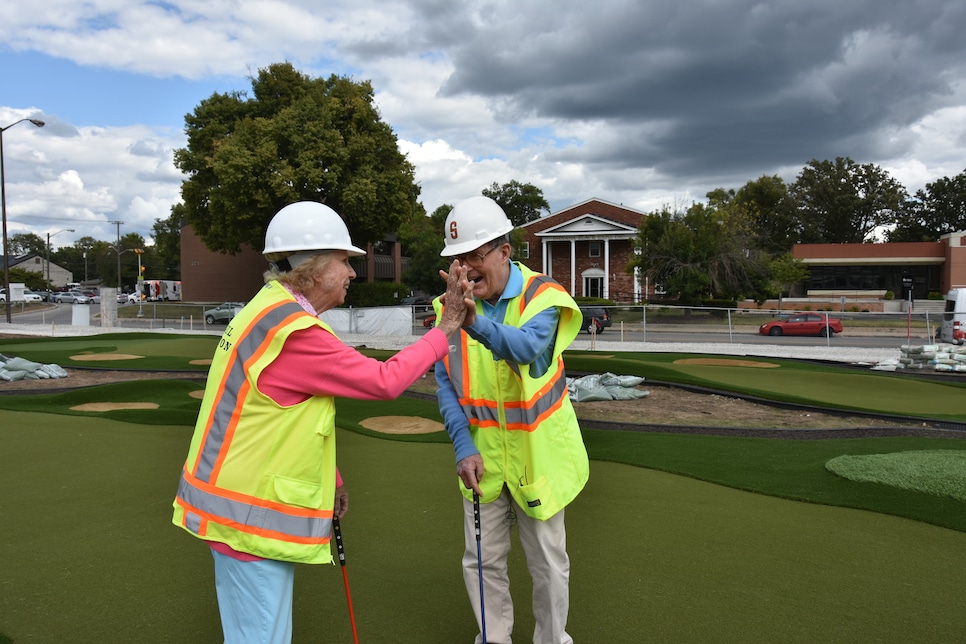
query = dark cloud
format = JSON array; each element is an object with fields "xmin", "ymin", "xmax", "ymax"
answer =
[{"xmin": 430, "ymin": 0, "xmax": 966, "ymax": 181}]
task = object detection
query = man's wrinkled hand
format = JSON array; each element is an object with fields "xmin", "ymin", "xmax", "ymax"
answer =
[{"xmin": 456, "ymin": 454, "xmax": 484, "ymax": 497}]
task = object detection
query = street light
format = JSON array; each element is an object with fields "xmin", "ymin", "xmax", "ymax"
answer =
[
  {"xmin": 46, "ymin": 228, "xmax": 74, "ymax": 291},
  {"xmin": 1, "ymin": 117, "xmax": 45, "ymax": 323},
  {"xmin": 112, "ymin": 245, "xmax": 134, "ymax": 292}
]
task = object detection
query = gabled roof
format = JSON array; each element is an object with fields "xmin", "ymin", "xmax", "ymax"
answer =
[
  {"xmin": 548, "ymin": 197, "xmax": 648, "ymax": 219},
  {"xmin": 1, "ymin": 254, "xmax": 35, "ymax": 268},
  {"xmin": 521, "ymin": 197, "xmax": 647, "ymax": 236},
  {"xmin": 535, "ymin": 213, "xmax": 638, "ymax": 238}
]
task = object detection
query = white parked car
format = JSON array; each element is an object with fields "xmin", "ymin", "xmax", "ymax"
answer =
[{"xmin": 0, "ymin": 288, "xmax": 42, "ymax": 302}]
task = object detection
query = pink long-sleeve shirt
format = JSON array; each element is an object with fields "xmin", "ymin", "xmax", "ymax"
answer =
[{"xmin": 210, "ymin": 302, "xmax": 452, "ymax": 561}]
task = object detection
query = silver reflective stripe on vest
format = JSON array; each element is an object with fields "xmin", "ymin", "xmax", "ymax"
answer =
[
  {"xmin": 448, "ymin": 273, "xmax": 569, "ymax": 430},
  {"xmin": 501, "ymin": 365, "xmax": 567, "ymax": 428},
  {"xmin": 178, "ymin": 476, "xmax": 332, "ymax": 540},
  {"xmin": 522, "ymin": 273, "xmax": 556, "ymax": 305},
  {"xmin": 194, "ymin": 302, "xmax": 304, "ymax": 483}
]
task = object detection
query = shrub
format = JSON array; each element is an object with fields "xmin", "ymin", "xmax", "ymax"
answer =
[{"xmin": 344, "ymin": 281, "xmax": 406, "ymax": 308}]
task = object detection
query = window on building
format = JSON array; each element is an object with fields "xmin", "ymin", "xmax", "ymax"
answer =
[
  {"xmin": 514, "ymin": 241, "xmax": 530, "ymax": 260},
  {"xmin": 589, "ymin": 241, "xmax": 601, "ymax": 257}
]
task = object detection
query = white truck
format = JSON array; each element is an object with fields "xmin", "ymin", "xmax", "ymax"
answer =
[{"xmin": 939, "ymin": 288, "xmax": 966, "ymax": 345}]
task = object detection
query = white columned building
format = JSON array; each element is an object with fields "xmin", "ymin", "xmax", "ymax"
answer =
[{"xmin": 535, "ymin": 214, "xmax": 639, "ymax": 300}]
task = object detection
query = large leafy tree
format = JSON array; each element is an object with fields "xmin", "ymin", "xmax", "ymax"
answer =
[
  {"xmin": 734, "ymin": 175, "xmax": 798, "ymax": 253},
  {"xmin": 482, "ymin": 180, "xmax": 549, "ymax": 226},
  {"xmin": 789, "ymin": 157, "xmax": 906, "ymax": 243},
  {"xmin": 151, "ymin": 206, "xmax": 183, "ymax": 279},
  {"xmin": 629, "ymin": 192, "xmax": 770, "ymax": 305},
  {"xmin": 888, "ymin": 169, "xmax": 966, "ymax": 242},
  {"xmin": 174, "ymin": 62, "xmax": 420, "ymax": 254},
  {"xmin": 8, "ymin": 232, "xmax": 46, "ymax": 257},
  {"xmin": 400, "ymin": 204, "xmax": 451, "ymax": 296}
]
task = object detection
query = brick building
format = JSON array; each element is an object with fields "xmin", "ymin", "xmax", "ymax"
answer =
[
  {"xmin": 792, "ymin": 230, "xmax": 966, "ymax": 300},
  {"xmin": 519, "ymin": 198, "xmax": 649, "ymax": 303},
  {"xmin": 180, "ymin": 224, "xmax": 406, "ymax": 302}
]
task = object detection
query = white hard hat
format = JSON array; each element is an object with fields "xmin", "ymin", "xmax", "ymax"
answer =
[
  {"xmin": 440, "ymin": 196, "xmax": 514, "ymax": 257},
  {"xmin": 263, "ymin": 202, "xmax": 366, "ymax": 267}
]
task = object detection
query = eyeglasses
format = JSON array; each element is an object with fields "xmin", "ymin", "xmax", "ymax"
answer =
[{"xmin": 455, "ymin": 245, "xmax": 497, "ymax": 267}]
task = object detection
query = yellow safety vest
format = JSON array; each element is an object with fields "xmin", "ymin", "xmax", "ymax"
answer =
[
  {"xmin": 440, "ymin": 263, "xmax": 588, "ymax": 520},
  {"xmin": 172, "ymin": 281, "xmax": 338, "ymax": 564}
]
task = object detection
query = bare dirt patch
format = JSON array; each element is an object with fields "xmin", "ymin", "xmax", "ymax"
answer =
[
  {"xmin": 0, "ymin": 368, "xmax": 205, "ymax": 391},
  {"xmin": 70, "ymin": 402, "xmax": 160, "ymax": 412},
  {"xmin": 673, "ymin": 357, "xmax": 780, "ymax": 369},
  {"xmin": 404, "ymin": 372, "xmax": 933, "ymax": 431},
  {"xmin": 69, "ymin": 353, "xmax": 144, "ymax": 361},
  {"xmin": 0, "ymin": 365, "xmax": 943, "ymax": 433}
]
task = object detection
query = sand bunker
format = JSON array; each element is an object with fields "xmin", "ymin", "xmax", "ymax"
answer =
[
  {"xmin": 673, "ymin": 358, "xmax": 780, "ymax": 368},
  {"xmin": 359, "ymin": 415, "xmax": 444, "ymax": 435},
  {"xmin": 70, "ymin": 402, "xmax": 160, "ymax": 412},
  {"xmin": 70, "ymin": 353, "xmax": 144, "ymax": 362}
]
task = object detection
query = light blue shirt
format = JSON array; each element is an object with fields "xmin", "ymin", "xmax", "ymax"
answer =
[{"xmin": 435, "ymin": 261, "xmax": 560, "ymax": 462}]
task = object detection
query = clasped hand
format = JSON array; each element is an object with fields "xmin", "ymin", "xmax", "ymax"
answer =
[{"xmin": 433, "ymin": 261, "xmax": 474, "ymax": 335}]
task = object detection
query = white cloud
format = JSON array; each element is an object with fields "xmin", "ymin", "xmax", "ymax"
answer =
[
  {"xmin": 2, "ymin": 0, "xmax": 966, "ymax": 252},
  {"xmin": 2, "ymin": 107, "xmax": 183, "ymax": 246}
]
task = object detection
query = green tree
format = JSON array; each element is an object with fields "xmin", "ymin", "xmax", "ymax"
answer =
[
  {"xmin": 70, "ymin": 237, "xmax": 100, "ymax": 286},
  {"xmin": 734, "ymin": 175, "xmax": 797, "ymax": 253},
  {"xmin": 152, "ymin": 206, "xmax": 183, "ymax": 279},
  {"xmin": 482, "ymin": 180, "xmax": 549, "ymax": 226},
  {"xmin": 888, "ymin": 169, "xmax": 966, "ymax": 242},
  {"xmin": 400, "ymin": 205, "xmax": 451, "ymax": 296},
  {"xmin": 9, "ymin": 266, "xmax": 46, "ymax": 290},
  {"xmin": 769, "ymin": 253, "xmax": 810, "ymax": 310},
  {"xmin": 175, "ymin": 62, "xmax": 420, "ymax": 255},
  {"xmin": 8, "ymin": 232, "xmax": 46, "ymax": 256},
  {"xmin": 629, "ymin": 195, "xmax": 770, "ymax": 306},
  {"xmin": 789, "ymin": 157, "xmax": 907, "ymax": 243}
]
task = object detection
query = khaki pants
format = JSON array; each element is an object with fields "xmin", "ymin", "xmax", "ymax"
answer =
[{"xmin": 461, "ymin": 487, "xmax": 573, "ymax": 644}]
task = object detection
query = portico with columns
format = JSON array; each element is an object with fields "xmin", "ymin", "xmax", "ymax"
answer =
[{"xmin": 520, "ymin": 198, "xmax": 651, "ymax": 303}]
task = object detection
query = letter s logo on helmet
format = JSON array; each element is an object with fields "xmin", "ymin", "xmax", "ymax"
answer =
[{"xmin": 440, "ymin": 196, "xmax": 513, "ymax": 257}]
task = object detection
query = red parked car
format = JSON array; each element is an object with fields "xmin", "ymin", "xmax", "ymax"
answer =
[{"xmin": 759, "ymin": 312, "xmax": 843, "ymax": 337}]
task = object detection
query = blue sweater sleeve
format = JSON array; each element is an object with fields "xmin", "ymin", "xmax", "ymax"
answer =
[{"xmin": 435, "ymin": 358, "xmax": 479, "ymax": 462}]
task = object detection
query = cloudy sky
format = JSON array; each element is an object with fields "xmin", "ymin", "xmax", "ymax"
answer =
[{"xmin": 2, "ymin": 0, "xmax": 965, "ymax": 251}]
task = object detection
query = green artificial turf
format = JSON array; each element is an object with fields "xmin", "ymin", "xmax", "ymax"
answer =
[
  {"xmin": 0, "ymin": 379, "xmax": 205, "ymax": 425},
  {"xmin": 826, "ymin": 450, "xmax": 966, "ymax": 501},
  {"xmin": 0, "ymin": 332, "xmax": 218, "ymax": 371},
  {"xmin": 3, "ymin": 420, "xmax": 966, "ymax": 643},
  {"xmin": 564, "ymin": 351, "xmax": 966, "ymax": 421},
  {"xmin": 3, "ymin": 335, "xmax": 966, "ymax": 640}
]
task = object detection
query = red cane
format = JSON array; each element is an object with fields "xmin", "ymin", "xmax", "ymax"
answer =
[{"xmin": 333, "ymin": 516, "xmax": 359, "ymax": 644}]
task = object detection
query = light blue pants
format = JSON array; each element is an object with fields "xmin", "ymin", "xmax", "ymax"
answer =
[{"xmin": 211, "ymin": 549, "xmax": 295, "ymax": 644}]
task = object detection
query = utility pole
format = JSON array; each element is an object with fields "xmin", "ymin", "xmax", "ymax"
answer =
[{"xmin": 110, "ymin": 220, "xmax": 124, "ymax": 290}]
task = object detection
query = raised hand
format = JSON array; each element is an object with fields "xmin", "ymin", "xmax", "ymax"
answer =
[{"xmin": 435, "ymin": 261, "xmax": 473, "ymax": 336}]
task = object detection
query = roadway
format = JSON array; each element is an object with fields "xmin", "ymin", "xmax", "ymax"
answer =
[{"xmin": 3, "ymin": 303, "xmax": 933, "ymax": 350}]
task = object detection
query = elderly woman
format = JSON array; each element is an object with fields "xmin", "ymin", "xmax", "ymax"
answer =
[{"xmin": 173, "ymin": 201, "xmax": 470, "ymax": 643}]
